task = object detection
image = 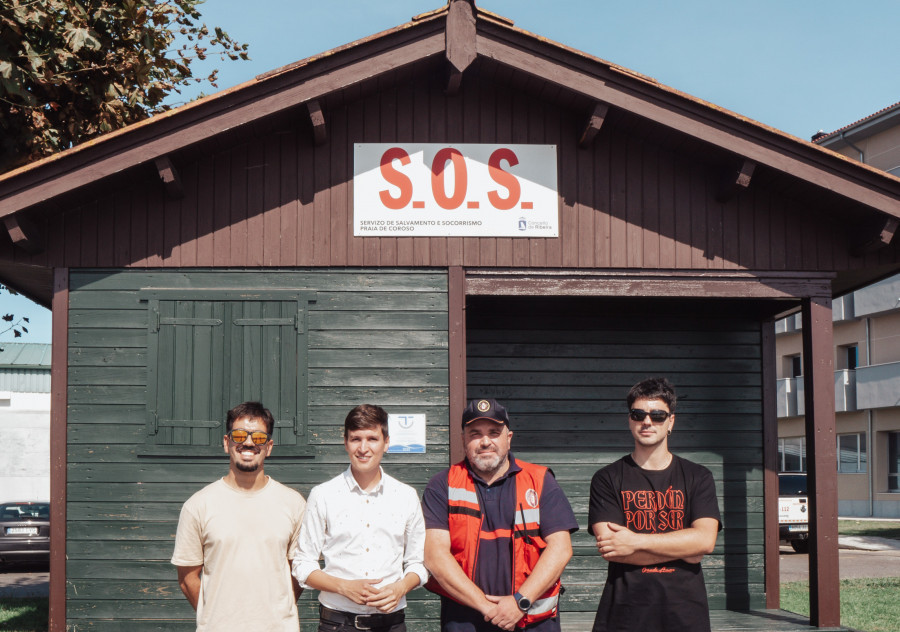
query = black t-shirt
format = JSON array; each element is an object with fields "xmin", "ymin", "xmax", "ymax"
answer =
[{"xmin": 588, "ymin": 455, "xmax": 721, "ymax": 632}]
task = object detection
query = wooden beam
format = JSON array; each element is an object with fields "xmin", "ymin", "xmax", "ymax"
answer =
[
  {"xmin": 716, "ymin": 159, "xmax": 756, "ymax": 203},
  {"xmin": 154, "ymin": 155, "xmax": 183, "ymax": 199},
  {"xmin": 801, "ymin": 296, "xmax": 840, "ymax": 628},
  {"xmin": 761, "ymin": 319, "xmax": 781, "ymax": 609},
  {"xmin": 307, "ymin": 99, "xmax": 327, "ymax": 146},
  {"xmin": 445, "ymin": 0, "xmax": 476, "ymax": 95},
  {"xmin": 850, "ymin": 215, "xmax": 899, "ymax": 256},
  {"xmin": 448, "ymin": 265, "xmax": 467, "ymax": 465},
  {"xmin": 48, "ymin": 268, "xmax": 68, "ymax": 632},
  {"xmin": 465, "ymin": 269, "xmax": 834, "ymax": 299},
  {"xmin": 579, "ymin": 102, "xmax": 609, "ymax": 148},
  {"xmin": 3, "ymin": 212, "xmax": 44, "ymax": 254}
]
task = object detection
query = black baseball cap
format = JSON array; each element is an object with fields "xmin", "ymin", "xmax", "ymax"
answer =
[{"xmin": 461, "ymin": 398, "xmax": 510, "ymax": 428}]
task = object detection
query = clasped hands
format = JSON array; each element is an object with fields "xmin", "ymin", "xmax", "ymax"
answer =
[
  {"xmin": 339, "ymin": 578, "xmax": 405, "ymax": 613},
  {"xmin": 481, "ymin": 594, "xmax": 524, "ymax": 631}
]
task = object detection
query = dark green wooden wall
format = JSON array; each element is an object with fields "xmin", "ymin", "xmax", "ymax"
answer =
[
  {"xmin": 66, "ymin": 274, "xmax": 765, "ymax": 630},
  {"xmin": 66, "ymin": 269, "xmax": 449, "ymax": 631},
  {"xmin": 466, "ymin": 296, "xmax": 765, "ymax": 616}
]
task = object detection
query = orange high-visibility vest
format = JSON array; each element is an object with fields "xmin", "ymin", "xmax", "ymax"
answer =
[{"xmin": 426, "ymin": 459, "xmax": 562, "ymax": 627}]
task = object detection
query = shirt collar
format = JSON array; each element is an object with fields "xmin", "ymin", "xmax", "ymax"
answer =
[{"xmin": 342, "ymin": 465, "xmax": 385, "ymax": 494}]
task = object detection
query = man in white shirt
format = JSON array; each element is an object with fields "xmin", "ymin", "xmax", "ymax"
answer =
[
  {"xmin": 292, "ymin": 404, "xmax": 428, "ymax": 631},
  {"xmin": 171, "ymin": 401, "xmax": 306, "ymax": 632}
]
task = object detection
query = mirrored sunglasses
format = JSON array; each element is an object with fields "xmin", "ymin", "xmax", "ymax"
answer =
[
  {"xmin": 227, "ymin": 429, "xmax": 271, "ymax": 445},
  {"xmin": 629, "ymin": 409, "xmax": 671, "ymax": 423}
]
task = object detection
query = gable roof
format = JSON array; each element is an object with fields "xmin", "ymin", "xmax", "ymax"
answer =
[{"xmin": 2, "ymin": 1, "xmax": 900, "ymax": 304}]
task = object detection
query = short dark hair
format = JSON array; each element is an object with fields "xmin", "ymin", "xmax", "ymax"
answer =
[
  {"xmin": 627, "ymin": 377, "xmax": 677, "ymax": 411},
  {"xmin": 344, "ymin": 404, "xmax": 389, "ymax": 439},
  {"xmin": 226, "ymin": 401, "xmax": 275, "ymax": 434}
]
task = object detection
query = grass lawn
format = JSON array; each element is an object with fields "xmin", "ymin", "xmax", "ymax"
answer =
[
  {"xmin": 0, "ymin": 597, "xmax": 48, "ymax": 632},
  {"xmin": 781, "ymin": 577, "xmax": 900, "ymax": 632},
  {"xmin": 838, "ymin": 519, "xmax": 900, "ymax": 540}
]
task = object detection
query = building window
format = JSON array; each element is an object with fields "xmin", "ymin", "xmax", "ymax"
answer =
[
  {"xmin": 779, "ymin": 437, "xmax": 806, "ymax": 472},
  {"xmin": 890, "ymin": 433, "xmax": 900, "ymax": 492},
  {"xmin": 783, "ymin": 354, "xmax": 802, "ymax": 378},
  {"xmin": 838, "ymin": 344, "xmax": 859, "ymax": 371},
  {"xmin": 837, "ymin": 432, "xmax": 866, "ymax": 473}
]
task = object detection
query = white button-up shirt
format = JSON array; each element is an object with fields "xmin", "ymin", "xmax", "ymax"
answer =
[{"xmin": 291, "ymin": 467, "xmax": 428, "ymax": 614}]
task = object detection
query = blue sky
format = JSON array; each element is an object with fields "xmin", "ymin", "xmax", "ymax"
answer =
[{"xmin": 2, "ymin": 0, "xmax": 898, "ymax": 344}]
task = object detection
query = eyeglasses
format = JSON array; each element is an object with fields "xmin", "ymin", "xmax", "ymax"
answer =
[
  {"xmin": 629, "ymin": 409, "xmax": 671, "ymax": 423},
  {"xmin": 227, "ymin": 429, "xmax": 271, "ymax": 445}
]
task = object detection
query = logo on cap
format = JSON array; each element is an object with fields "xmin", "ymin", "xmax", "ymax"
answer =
[{"xmin": 477, "ymin": 400, "xmax": 491, "ymax": 413}]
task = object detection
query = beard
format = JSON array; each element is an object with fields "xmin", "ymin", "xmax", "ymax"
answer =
[
  {"xmin": 469, "ymin": 450, "xmax": 504, "ymax": 476},
  {"xmin": 234, "ymin": 460, "xmax": 260, "ymax": 472}
]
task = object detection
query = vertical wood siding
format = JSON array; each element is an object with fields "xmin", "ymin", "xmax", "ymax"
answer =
[
  {"xmin": 2, "ymin": 70, "xmax": 896, "ymax": 275},
  {"xmin": 466, "ymin": 297, "xmax": 764, "ymax": 614},
  {"xmin": 65, "ymin": 269, "xmax": 449, "ymax": 631}
]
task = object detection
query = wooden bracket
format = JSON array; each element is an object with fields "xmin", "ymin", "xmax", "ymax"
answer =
[
  {"xmin": 307, "ymin": 100, "xmax": 327, "ymax": 146},
  {"xmin": 4, "ymin": 212, "xmax": 45, "ymax": 254},
  {"xmin": 579, "ymin": 102, "xmax": 609, "ymax": 148},
  {"xmin": 445, "ymin": 0, "xmax": 476, "ymax": 95},
  {"xmin": 154, "ymin": 155, "xmax": 183, "ymax": 199},
  {"xmin": 715, "ymin": 159, "xmax": 756, "ymax": 203},
  {"xmin": 851, "ymin": 215, "xmax": 899, "ymax": 256}
]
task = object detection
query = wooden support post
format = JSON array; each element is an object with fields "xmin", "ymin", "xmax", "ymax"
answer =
[
  {"xmin": 850, "ymin": 215, "xmax": 898, "ymax": 256},
  {"xmin": 579, "ymin": 102, "xmax": 608, "ymax": 148},
  {"xmin": 445, "ymin": 0, "xmax": 476, "ymax": 95},
  {"xmin": 307, "ymin": 100, "xmax": 327, "ymax": 146},
  {"xmin": 716, "ymin": 159, "xmax": 756, "ymax": 202},
  {"xmin": 801, "ymin": 295, "xmax": 840, "ymax": 628},
  {"xmin": 448, "ymin": 266, "xmax": 467, "ymax": 464},
  {"xmin": 762, "ymin": 318, "xmax": 781, "ymax": 609},
  {"xmin": 4, "ymin": 212, "xmax": 45, "ymax": 254},
  {"xmin": 154, "ymin": 155, "xmax": 183, "ymax": 199},
  {"xmin": 48, "ymin": 268, "xmax": 68, "ymax": 632}
]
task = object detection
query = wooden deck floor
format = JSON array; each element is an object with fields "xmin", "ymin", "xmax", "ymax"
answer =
[{"xmin": 561, "ymin": 610, "xmax": 853, "ymax": 631}]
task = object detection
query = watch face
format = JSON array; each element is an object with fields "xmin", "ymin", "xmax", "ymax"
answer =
[{"xmin": 518, "ymin": 597, "xmax": 531, "ymax": 610}]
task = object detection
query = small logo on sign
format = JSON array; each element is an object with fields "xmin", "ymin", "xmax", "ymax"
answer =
[
  {"xmin": 477, "ymin": 400, "xmax": 491, "ymax": 413},
  {"xmin": 518, "ymin": 218, "xmax": 527, "ymax": 231},
  {"xmin": 525, "ymin": 489, "xmax": 538, "ymax": 508}
]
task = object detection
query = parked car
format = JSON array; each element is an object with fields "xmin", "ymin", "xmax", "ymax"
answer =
[
  {"xmin": 778, "ymin": 473, "xmax": 809, "ymax": 553},
  {"xmin": 0, "ymin": 501, "xmax": 50, "ymax": 567}
]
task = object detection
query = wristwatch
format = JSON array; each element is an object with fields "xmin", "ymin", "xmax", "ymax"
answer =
[{"xmin": 514, "ymin": 592, "xmax": 531, "ymax": 612}]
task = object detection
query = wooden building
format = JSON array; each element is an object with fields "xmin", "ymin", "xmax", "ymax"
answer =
[{"xmin": 2, "ymin": 2, "xmax": 900, "ymax": 630}]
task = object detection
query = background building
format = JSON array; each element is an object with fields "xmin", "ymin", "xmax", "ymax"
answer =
[
  {"xmin": 0, "ymin": 342, "xmax": 51, "ymax": 502},
  {"xmin": 776, "ymin": 102, "xmax": 900, "ymax": 517}
]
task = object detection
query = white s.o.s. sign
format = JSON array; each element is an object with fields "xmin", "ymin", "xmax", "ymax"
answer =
[{"xmin": 353, "ymin": 143, "xmax": 558, "ymax": 237}]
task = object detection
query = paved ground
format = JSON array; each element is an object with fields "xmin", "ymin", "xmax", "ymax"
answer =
[
  {"xmin": 0, "ymin": 562, "xmax": 49, "ymax": 598},
  {"xmin": 779, "ymin": 535, "xmax": 900, "ymax": 583}
]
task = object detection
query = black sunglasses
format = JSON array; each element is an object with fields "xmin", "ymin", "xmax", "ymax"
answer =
[
  {"xmin": 227, "ymin": 429, "xmax": 271, "ymax": 445},
  {"xmin": 629, "ymin": 409, "xmax": 671, "ymax": 423}
]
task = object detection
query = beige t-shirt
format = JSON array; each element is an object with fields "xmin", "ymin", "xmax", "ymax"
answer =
[{"xmin": 171, "ymin": 477, "xmax": 306, "ymax": 631}]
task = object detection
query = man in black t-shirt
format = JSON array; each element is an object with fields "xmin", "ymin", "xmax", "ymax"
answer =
[{"xmin": 588, "ymin": 378, "xmax": 721, "ymax": 632}]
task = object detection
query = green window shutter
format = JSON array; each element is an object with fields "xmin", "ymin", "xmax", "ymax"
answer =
[{"xmin": 142, "ymin": 290, "xmax": 314, "ymax": 457}]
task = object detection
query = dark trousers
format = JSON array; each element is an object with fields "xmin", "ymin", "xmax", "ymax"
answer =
[{"xmin": 318, "ymin": 619, "xmax": 406, "ymax": 632}]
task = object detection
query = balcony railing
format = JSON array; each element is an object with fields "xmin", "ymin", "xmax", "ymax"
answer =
[
  {"xmin": 776, "ymin": 369, "xmax": 858, "ymax": 418},
  {"xmin": 856, "ymin": 361, "xmax": 900, "ymax": 409},
  {"xmin": 777, "ymin": 377, "xmax": 804, "ymax": 417}
]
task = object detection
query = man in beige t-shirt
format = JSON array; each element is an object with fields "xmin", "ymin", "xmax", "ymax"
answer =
[{"xmin": 172, "ymin": 402, "xmax": 307, "ymax": 631}]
